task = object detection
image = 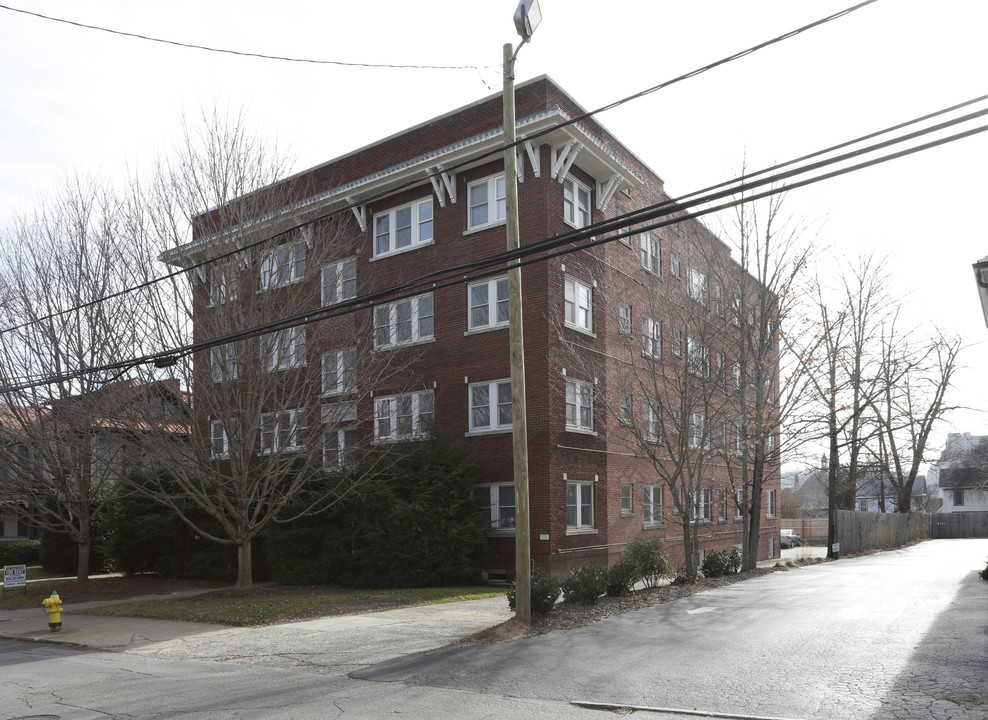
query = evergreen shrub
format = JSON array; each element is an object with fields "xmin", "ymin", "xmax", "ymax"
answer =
[
  {"xmin": 623, "ymin": 535, "xmax": 674, "ymax": 588},
  {"xmin": 560, "ymin": 564, "xmax": 608, "ymax": 604},
  {"xmin": 507, "ymin": 567, "xmax": 561, "ymax": 616},
  {"xmin": 0, "ymin": 539, "xmax": 40, "ymax": 566}
]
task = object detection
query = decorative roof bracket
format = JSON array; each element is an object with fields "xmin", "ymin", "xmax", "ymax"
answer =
[
  {"xmin": 428, "ymin": 167, "xmax": 457, "ymax": 207},
  {"xmin": 346, "ymin": 197, "xmax": 366, "ymax": 232}
]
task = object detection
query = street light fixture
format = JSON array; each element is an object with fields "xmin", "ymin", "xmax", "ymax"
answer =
[
  {"xmin": 503, "ymin": 0, "xmax": 541, "ymax": 624},
  {"xmin": 974, "ymin": 255, "xmax": 988, "ymax": 328}
]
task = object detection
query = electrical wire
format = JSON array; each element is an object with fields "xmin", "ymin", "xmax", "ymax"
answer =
[
  {"xmin": 4, "ymin": 107, "xmax": 986, "ymax": 394},
  {"xmin": 0, "ymin": 3, "xmax": 494, "ymax": 71},
  {"xmin": 0, "ymin": 0, "xmax": 888, "ymax": 338}
]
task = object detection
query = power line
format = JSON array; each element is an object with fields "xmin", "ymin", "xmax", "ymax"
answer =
[
  {"xmin": 4, "ymin": 106, "xmax": 986, "ymax": 394},
  {"xmin": 0, "ymin": 0, "xmax": 886, "ymax": 338},
  {"xmin": 0, "ymin": 3, "xmax": 493, "ymax": 71}
]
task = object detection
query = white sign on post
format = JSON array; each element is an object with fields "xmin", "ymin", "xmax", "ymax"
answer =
[
  {"xmin": 832, "ymin": 543, "xmax": 840, "ymax": 554},
  {"xmin": 3, "ymin": 564, "xmax": 27, "ymax": 588}
]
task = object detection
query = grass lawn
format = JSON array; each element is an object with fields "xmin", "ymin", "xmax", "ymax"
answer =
[{"xmin": 80, "ymin": 585, "xmax": 503, "ymax": 627}]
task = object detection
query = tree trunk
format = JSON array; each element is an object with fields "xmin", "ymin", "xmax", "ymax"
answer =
[
  {"xmin": 77, "ymin": 537, "xmax": 91, "ymax": 582},
  {"xmin": 235, "ymin": 539, "xmax": 253, "ymax": 589},
  {"xmin": 745, "ymin": 459, "xmax": 764, "ymax": 571}
]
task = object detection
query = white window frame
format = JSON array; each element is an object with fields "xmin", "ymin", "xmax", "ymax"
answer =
[
  {"xmin": 735, "ymin": 488, "xmax": 745, "ymax": 519},
  {"xmin": 321, "ymin": 257, "xmax": 357, "ymax": 306},
  {"xmin": 694, "ymin": 487, "xmax": 712, "ymax": 523},
  {"xmin": 209, "ymin": 262, "xmax": 238, "ymax": 306},
  {"xmin": 718, "ymin": 489, "xmax": 728, "ymax": 522},
  {"xmin": 644, "ymin": 401, "xmax": 661, "ymax": 444},
  {"xmin": 619, "ymin": 391, "xmax": 633, "ymax": 427},
  {"xmin": 374, "ymin": 390, "xmax": 434, "ymax": 442},
  {"xmin": 767, "ymin": 489, "xmax": 777, "ymax": 518},
  {"xmin": 670, "ymin": 250, "xmax": 682, "ymax": 278},
  {"xmin": 373, "ymin": 197, "xmax": 434, "ymax": 257},
  {"xmin": 260, "ymin": 409, "xmax": 307, "ymax": 455},
  {"xmin": 644, "ymin": 484, "xmax": 663, "ymax": 526},
  {"xmin": 566, "ymin": 481, "xmax": 594, "ymax": 530},
  {"xmin": 321, "ymin": 348, "xmax": 357, "ymax": 396},
  {"xmin": 565, "ymin": 379, "xmax": 594, "ymax": 433},
  {"xmin": 620, "ymin": 483, "xmax": 634, "ymax": 516},
  {"xmin": 640, "ymin": 232, "xmax": 660, "ymax": 275},
  {"xmin": 688, "ymin": 265, "xmax": 709, "ymax": 306},
  {"xmin": 469, "ymin": 379, "xmax": 512, "ymax": 433},
  {"xmin": 261, "ymin": 327, "xmax": 306, "ymax": 371},
  {"xmin": 715, "ymin": 282, "xmax": 726, "ymax": 317},
  {"xmin": 642, "ymin": 315, "xmax": 661, "ymax": 359},
  {"xmin": 477, "ymin": 483, "xmax": 516, "ymax": 531},
  {"xmin": 564, "ymin": 276, "xmax": 593, "ymax": 333},
  {"xmin": 467, "ymin": 174, "xmax": 506, "ymax": 230},
  {"xmin": 468, "ymin": 276, "xmax": 509, "ymax": 331},
  {"xmin": 260, "ymin": 240, "xmax": 306, "ymax": 290},
  {"xmin": 563, "ymin": 176, "xmax": 591, "ymax": 228},
  {"xmin": 618, "ymin": 301, "xmax": 632, "ymax": 336},
  {"xmin": 322, "ymin": 402, "xmax": 358, "ymax": 469},
  {"xmin": 210, "ymin": 345, "xmax": 238, "ymax": 383},
  {"xmin": 671, "ymin": 328, "xmax": 683, "ymax": 358},
  {"xmin": 373, "ymin": 294, "xmax": 434, "ymax": 349},
  {"xmin": 690, "ymin": 412, "xmax": 709, "ymax": 450},
  {"xmin": 687, "ymin": 336, "xmax": 710, "ymax": 377},
  {"xmin": 210, "ymin": 419, "xmax": 228, "ymax": 458}
]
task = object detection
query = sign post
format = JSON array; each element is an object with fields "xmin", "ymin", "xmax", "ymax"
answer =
[{"xmin": 3, "ymin": 564, "xmax": 27, "ymax": 597}]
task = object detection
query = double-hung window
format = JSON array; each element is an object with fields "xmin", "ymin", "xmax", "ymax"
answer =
[
  {"xmin": 260, "ymin": 241, "xmax": 306, "ymax": 289},
  {"xmin": 210, "ymin": 419, "xmax": 228, "ymax": 458},
  {"xmin": 565, "ymin": 379, "xmax": 594, "ymax": 432},
  {"xmin": 210, "ymin": 345, "xmax": 238, "ymax": 383},
  {"xmin": 566, "ymin": 482, "xmax": 594, "ymax": 530},
  {"xmin": 563, "ymin": 176, "xmax": 591, "ymax": 228},
  {"xmin": 671, "ymin": 328, "xmax": 683, "ymax": 358},
  {"xmin": 476, "ymin": 484, "xmax": 516, "ymax": 530},
  {"xmin": 687, "ymin": 336, "xmax": 710, "ymax": 377},
  {"xmin": 718, "ymin": 489, "xmax": 728, "ymax": 522},
  {"xmin": 564, "ymin": 276, "xmax": 593, "ymax": 333},
  {"xmin": 619, "ymin": 392, "xmax": 633, "ymax": 427},
  {"xmin": 767, "ymin": 489, "xmax": 777, "ymax": 518},
  {"xmin": 642, "ymin": 315, "xmax": 661, "ymax": 359},
  {"xmin": 735, "ymin": 488, "xmax": 745, "ymax": 519},
  {"xmin": 469, "ymin": 380, "xmax": 512, "ymax": 432},
  {"xmin": 374, "ymin": 198, "xmax": 433, "ymax": 257},
  {"xmin": 467, "ymin": 174, "xmax": 506, "ymax": 230},
  {"xmin": 688, "ymin": 265, "xmax": 709, "ymax": 306},
  {"xmin": 374, "ymin": 294, "xmax": 434, "ymax": 349},
  {"xmin": 209, "ymin": 262, "xmax": 238, "ymax": 306},
  {"xmin": 640, "ymin": 232, "xmax": 660, "ymax": 275},
  {"xmin": 468, "ymin": 276, "xmax": 509, "ymax": 330},
  {"xmin": 644, "ymin": 401, "xmax": 661, "ymax": 443},
  {"xmin": 694, "ymin": 487, "xmax": 712, "ymax": 522},
  {"xmin": 374, "ymin": 391, "xmax": 434, "ymax": 441},
  {"xmin": 670, "ymin": 250, "xmax": 681, "ymax": 278},
  {"xmin": 618, "ymin": 302, "xmax": 632, "ymax": 336},
  {"xmin": 644, "ymin": 484, "xmax": 663, "ymax": 525},
  {"xmin": 321, "ymin": 258, "xmax": 356, "ymax": 306},
  {"xmin": 621, "ymin": 483, "xmax": 634, "ymax": 516},
  {"xmin": 322, "ymin": 402, "xmax": 358, "ymax": 468},
  {"xmin": 260, "ymin": 409, "xmax": 307, "ymax": 454},
  {"xmin": 261, "ymin": 327, "xmax": 305, "ymax": 371},
  {"xmin": 715, "ymin": 282, "xmax": 726, "ymax": 317},
  {"xmin": 322, "ymin": 348, "xmax": 356, "ymax": 396},
  {"xmin": 689, "ymin": 412, "xmax": 708, "ymax": 449}
]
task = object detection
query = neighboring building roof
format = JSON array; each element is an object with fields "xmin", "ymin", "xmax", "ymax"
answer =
[{"xmin": 938, "ymin": 466, "xmax": 988, "ymax": 490}]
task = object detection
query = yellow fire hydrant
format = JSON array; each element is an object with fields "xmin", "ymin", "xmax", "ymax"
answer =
[{"xmin": 42, "ymin": 590, "xmax": 62, "ymax": 632}]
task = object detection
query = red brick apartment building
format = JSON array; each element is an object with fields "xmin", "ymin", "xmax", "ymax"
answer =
[{"xmin": 173, "ymin": 76, "xmax": 781, "ymax": 580}]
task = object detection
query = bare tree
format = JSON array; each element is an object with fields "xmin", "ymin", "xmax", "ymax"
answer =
[
  {"xmin": 0, "ymin": 175, "xmax": 160, "ymax": 580},
  {"xmin": 127, "ymin": 109, "xmax": 415, "ymax": 588}
]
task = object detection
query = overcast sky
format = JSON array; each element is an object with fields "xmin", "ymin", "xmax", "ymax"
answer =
[{"xmin": 1, "ymin": 0, "xmax": 985, "ymax": 466}]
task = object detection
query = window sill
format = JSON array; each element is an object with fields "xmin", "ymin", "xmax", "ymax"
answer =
[
  {"xmin": 464, "ymin": 219, "xmax": 506, "ymax": 236},
  {"xmin": 563, "ymin": 323, "xmax": 596, "ymax": 338},
  {"xmin": 565, "ymin": 527, "xmax": 598, "ymax": 536},
  {"xmin": 643, "ymin": 521, "xmax": 664, "ymax": 530},
  {"xmin": 620, "ymin": 511, "xmax": 634, "ymax": 518},
  {"xmin": 256, "ymin": 278, "xmax": 304, "ymax": 294},
  {"xmin": 370, "ymin": 241, "xmax": 434, "ymax": 262},
  {"xmin": 464, "ymin": 324, "xmax": 509, "ymax": 336},
  {"xmin": 564, "ymin": 426, "xmax": 597, "ymax": 437},
  {"xmin": 321, "ymin": 295, "xmax": 358, "ymax": 308},
  {"xmin": 485, "ymin": 529, "xmax": 517, "ymax": 537},
  {"xmin": 374, "ymin": 337, "xmax": 436, "ymax": 353},
  {"xmin": 465, "ymin": 428, "xmax": 513, "ymax": 437}
]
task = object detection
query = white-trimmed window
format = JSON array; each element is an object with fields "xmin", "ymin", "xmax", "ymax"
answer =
[
  {"xmin": 718, "ymin": 489, "xmax": 728, "ymax": 522},
  {"xmin": 260, "ymin": 409, "xmax": 307, "ymax": 454},
  {"xmin": 374, "ymin": 294, "xmax": 434, "ymax": 349},
  {"xmin": 642, "ymin": 315, "xmax": 661, "ymax": 359},
  {"xmin": 618, "ymin": 302, "xmax": 632, "ymax": 336},
  {"xmin": 322, "ymin": 348, "xmax": 356, "ymax": 396},
  {"xmin": 374, "ymin": 390, "xmax": 434, "ymax": 441},
  {"xmin": 467, "ymin": 174, "xmax": 506, "ymax": 229},
  {"xmin": 476, "ymin": 484, "xmax": 516, "ymax": 530},
  {"xmin": 470, "ymin": 380, "xmax": 512, "ymax": 432},
  {"xmin": 565, "ymin": 379, "xmax": 594, "ymax": 432},
  {"xmin": 563, "ymin": 176, "xmax": 591, "ymax": 228},
  {"xmin": 644, "ymin": 401, "xmax": 661, "ymax": 444},
  {"xmin": 374, "ymin": 197, "xmax": 433, "ymax": 257},
  {"xmin": 210, "ymin": 419, "xmax": 228, "ymax": 458},
  {"xmin": 640, "ymin": 232, "xmax": 660, "ymax": 275},
  {"xmin": 261, "ymin": 327, "xmax": 306, "ymax": 371},
  {"xmin": 671, "ymin": 328, "xmax": 683, "ymax": 357},
  {"xmin": 735, "ymin": 488, "xmax": 745, "ymax": 519},
  {"xmin": 260, "ymin": 241, "xmax": 306, "ymax": 289},
  {"xmin": 716, "ymin": 351, "xmax": 727, "ymax": 386},
  {"xmin": 564, "ymin": 276, "xmax": 593, "ymax": 333},
  {"xmin": 670, "ymin": 250, "xmax": 681, "ymax": 278},
  {"xmin": 468, "ymin": 276, "xmax": 509, "ymax": 330},
  {"xmin": 210, "ymin": 345, "xmax": 238, "ymax": 383},
  {"xmin": 209, "ymin": 262, "xmax": 238, "ymax": 306},
  {"xmin": 321, "ymin": 258, "xmax": 357, "ymax": 306},
  {"xmin": 619, "ymin": 392, "xmax": 633, "ymax": 427},
  {"xmin": 687, "ymin": 336, "xmax": 710, "ymax": 377},
  {"xmin": 767, "ymin": 489, "xmax": 777, "ymax": 518},
  {"xmin": 644, "ymin": 484, "xmax": 663, "ymax": 525},
  {"xmin": 621, "ymin": 483, "xmax": 634, "ymax": 516},
  {"xmin": 322, "ymin": 402, "xmax": 358, "ymax": 469},
  {"xmin": 688, "ymin": 265, "xmax": 709, "ymax": 306},
  {"xmin": 566, "ymin": 482, "xmax": 594, "ymax": 530},
  {"xmin": 694, "ymin": 487, "xmax": 712, "ymax": 522},
  {"xmin": 715, "ymin": 282, "xmax": 726, "ymax": 317},
  {"xmin": 690, "ymin": 412, "xmax": 709, "ymax": 449}
]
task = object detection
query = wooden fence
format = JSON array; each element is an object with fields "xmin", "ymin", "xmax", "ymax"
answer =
[
  {"xmin": 929, "ymin": 512, "xmax": 988, "ymax": 538},
  {"xmin": 779, "ymin": 518, "xmax": 828, "ymax": 543},
  {"xmin": 835, "ymin": 510, "xmax": 927, "ymax": 553}
]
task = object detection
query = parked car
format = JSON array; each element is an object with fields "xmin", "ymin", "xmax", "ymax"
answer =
[{"xmin": 780, "ymin": 528, "xmax": 801, "ymax": 548}]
